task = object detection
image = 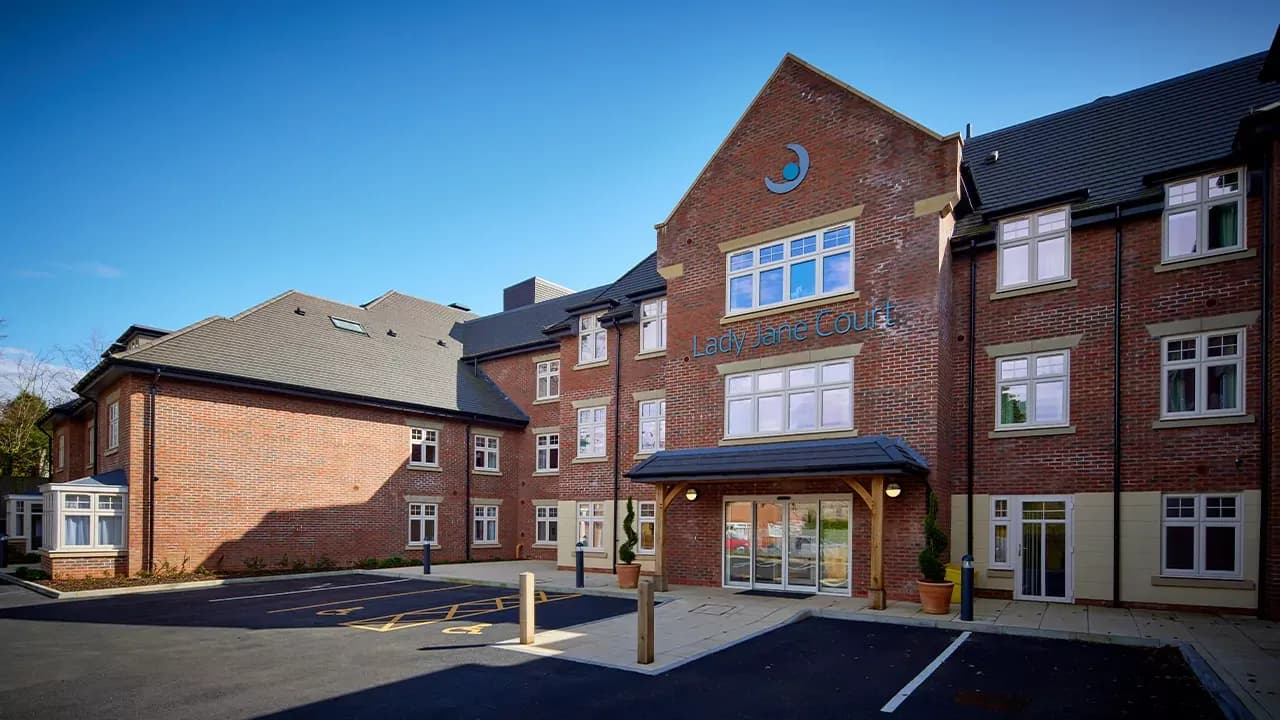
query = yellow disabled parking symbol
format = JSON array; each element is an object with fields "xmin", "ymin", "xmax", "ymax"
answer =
[
  {"xmin": 442, "ymin": 623, "xmax": 491, "ymax": 635},
  {"xmin": 316, "ymin": 607, "xmax": 363, "ymax": 616}
]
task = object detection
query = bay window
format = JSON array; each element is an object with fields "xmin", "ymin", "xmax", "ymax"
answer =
[
  {"xmin": 726, "ymin": 223, "xmax": 854, "ymax": 315},
  {"xmin": 40, "ymin": 486, "xmax": 127, "ymax": 551},
  {"xmin": 724, "ymin": 358, "xmax": 853, "ymax": 438}
]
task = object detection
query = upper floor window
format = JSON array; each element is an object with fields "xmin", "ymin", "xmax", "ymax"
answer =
[
  {"xmin": 473, "ymin": 435, "xmax": 500, "ymax": 471},
  {"xmin": 1162, "ymin": 330, "xmax": 1244, "ymax": 418},
  {"xmin": 107, "ymin": 401, "xmax": 120, "ymax": 450},
  {"xmin": 1164, "ymin": 170, "xmax": 1244, "ymax": 262},
  {"xmin": 577, "ymin": 407, "xmax": 607, "ymax": 458},
  {"xmin": 579, "ymin": 313, "xmax": 607, "ymax": 365},
  {"xmin": 997, "ymin": 207, "xmax": 1069, "ymax": 291},
  {"xmin": 724, "ymin": 358, "xmax": 853, "ymax": 439},
  {"xmin": 86, "ymin": 422, "xmax": 95, "ymax": 468},
  {"xmin": 726, "ymin": 224, "xmax": 853, "ymax": 315},
  {"xmin": 535, "ymin": 433, "xmax": 559, "ymax": 472},
  {"xmin": 996, "ymin": 351, "xmax": 1069, "ymax": 428},
  {"xmin": 638, "ymin": 399, "xmax": 666, "ymax": 454},
  {"xmin": 409, "ymin": 427, "xmax": 439, "ymax": 467},
  {"xmin": 56, "ymin": 433, "xmax": 66, "ymax": 470},
  {"xmin": 640, "ymin": 298, "xmax": 667, "ymax": 352},
  {"xmin": 536, "ymin": 360, "xmax": 560, "ymax": 400}
]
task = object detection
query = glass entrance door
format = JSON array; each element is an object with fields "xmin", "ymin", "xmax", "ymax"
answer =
[
  {"xmin": 1015, "ymin": 498, "xmax": 1071, "ymax": 602},
  {"xmin": 724, "ymin": 496, "xmax": 850, "ymax": 595}
]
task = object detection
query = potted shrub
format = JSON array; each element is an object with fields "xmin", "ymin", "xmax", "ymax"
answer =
[
  {"xmin": 617, "ymin": 497, "xmax": 641, "ymax": 589},
  {"xmin": 917, "ymin": 490, "xmax": 954, "ymax": 614}
]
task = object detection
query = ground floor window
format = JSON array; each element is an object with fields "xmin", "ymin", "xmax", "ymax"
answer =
[
  {"xmin": 723, "ymin": 496, "xmax": 851, "ymax": 595},
  {"xmin": 40, "ymin": 487, "xmax": 126, "ymax": 551},
  {"xmin": 990, "ymin": 497, "xmax": 1011, "ymax": 569},
  {"xmin": 1162, "ymin": 494, "xmax": 1241, "ymax": 578},
  {"xmin": 473, "ymin": 505, "xmax": 498, "ymax": 543},
  {"xmin": 577, "ymin": 502, "xmax": 605, "ymax": 549},
  {"xmin": 535, "ymin": 505, "xmax": 558, "ymax": 544},
  {"xmin": 637, "ymin": 501, "xmax": 656, "ymax": 554},
  {"xmin": 408, "ymin": 503, "xmax": 438, "ymax": 545}
]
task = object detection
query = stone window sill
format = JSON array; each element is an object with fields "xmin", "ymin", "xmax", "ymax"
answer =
[
  {"xmin": 532, "ymin": 470, "xmax": 560, "ymax": 477},
  {"xmin": 634, "ymin": 350, "xmax": 667, "ymax": 361},
  {"xmin": 472, "ymin": 543, "xmax": 500, "ymax": 548},
  {"xmin": 572, "ymin": 456, "xmax": 609, "ymax": 465},
  {"xmin": 634, "ymin": 452, "xmax": 655, "ymax": 460},
  {"xmin": 720, "ymin": 290, "xmax": 860, "ymax": 326},
  {"xmin": 472, "ymin": 469, "xmax": 503, "ymax": 477},
  {"xmin": 718, "ymin": 429, "xmax": 858, "ymax": 446},
  {"xmin": 1150, "ymin": 575, "xmax": 1254, "ymax": 590},
  {"xmin": 43, "ymin": 549, "xmax": 127, "ymax": 558},
  {"xmin": 532, "ymin": 397, "xmax": 560, "ymax": 405},
  {"xmin": 532, "ymin": 543, "xmax": 557, "ymax": 549},
  {"xmin": 1151, "ymin": 415, "xmax": 1254, "ymax": 430},
  {"xmin": 407, "ymin": 464, "xmax": 442, "ymax": 473},
  {"xmin": 573, "ymin": 360, "xmax": 609, "ymax": 371},
  {"xmin": 405, "ymin": 543, "xmax": 441, "ymax": 551},
  {"xmin": 1153, "ymin": 248, "xmax": 1254, "ymax": 273},
  {"xmin": 104, "ymin": 448, "xmax": 119, "ymax": 456},
  {"xmin": 988, "ymin": 425, "xmax": 1076, "ymax": 439},
  {"xmin": 990, "ymin": 279, "xmax": 1078, "ymax": 301}
]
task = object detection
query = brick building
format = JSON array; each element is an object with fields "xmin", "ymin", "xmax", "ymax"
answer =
[{"xmin": 18, "ymin": 43, "xmax": 1280, "ymax": 618}]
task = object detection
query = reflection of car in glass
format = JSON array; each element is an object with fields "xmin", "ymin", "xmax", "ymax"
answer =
[{"xmin": 726, "ymin": 523, "xmax": 750, "ymax": 554}]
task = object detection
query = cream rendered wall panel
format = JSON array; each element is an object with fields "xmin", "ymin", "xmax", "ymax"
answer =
[
  {"xmin": 556, "ymin": 499, "xmax": 617, "ymax": 571},
  {"xmin": 1070, "ymin": 493, "xmax": 1116, "ymax": 603},
  {"xmin": 950, "ymin": 494, "xmax": 1012, "ymax": 591}
]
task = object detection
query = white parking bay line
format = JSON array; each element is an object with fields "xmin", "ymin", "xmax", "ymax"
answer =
[
  {"xmin": 880, "ymin": 631, "xmax": 971, "ymax": 714},
  {"xmin": 208, "ymin": 578, "xmax": 411, "ymax": 603}
]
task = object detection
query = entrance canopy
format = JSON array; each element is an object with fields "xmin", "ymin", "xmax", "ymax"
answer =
[{"xmin": 625, "ymin": 436, "xmax": 928, "ymax": 483}]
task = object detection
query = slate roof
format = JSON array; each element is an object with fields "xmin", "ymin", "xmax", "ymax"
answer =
[
  {"xmin": 103, "ymin": 290, "xmax": 529, "ymax": 424},
  {"xmin": 454, "ymin": 285, "xmax": 607, "ymax": 358},
  {"xmin": 958, "ymin": 51, "xmax": 1280, "ymax": 237},
  {"xmin": 625, "ymin": 436, "xmax": 929, "ymax": 482},
  {"xmin": 58, "ymin": 469, "xmax": 128, "ymax": 488}
]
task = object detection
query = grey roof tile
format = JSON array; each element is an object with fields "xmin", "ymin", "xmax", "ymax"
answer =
[{"xmin": 625, "ymin": 436, "xmax": 929, "ymax": 481}]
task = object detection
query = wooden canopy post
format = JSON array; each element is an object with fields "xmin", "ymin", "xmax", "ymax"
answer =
[{"xmin": 844, "ymin": 476, "xmax": 887, "ymax": 611}]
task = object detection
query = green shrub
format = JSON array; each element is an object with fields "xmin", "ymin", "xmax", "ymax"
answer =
[
  {"xmin": 20, "ymin": 552, "xmax": 40, "ymax": 564},
  {"xmin": 354, "ymin": 557, "xmax": 379, "ymax": 569},
  {"xmin": 917, "ymin": 491, "xmax": 949, "ymax": 583},
  {"xmin": 243, "ymin": 556, "xmax": 266, "ymax": 571},
  {"xmin": 15, "ymin": 567, "xmax": 48, "ymax": 581},
  {"xmin": 378, "ymin": 556, "xmax": 408, "ymax": 568},
  {"xmin": 618, "ymin": 497, "xmax": 638, "ymax": 565},
  {"xmin": 313, "ymin": 556, "xmax": 336, "ymax": 571}
]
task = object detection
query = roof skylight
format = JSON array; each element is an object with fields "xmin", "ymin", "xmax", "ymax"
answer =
[{"xmin": 330, "ymin": 316, "xmax": 366, "ymax": 334}]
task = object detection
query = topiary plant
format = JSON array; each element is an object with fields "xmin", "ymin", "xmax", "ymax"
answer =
[
  {"xmin": 917, "ymin": 490, "xmax": 949, "ymax": 583},
  {"xmin": 618, "ymin": 497, "xmax": 638, "ymax": 564}
]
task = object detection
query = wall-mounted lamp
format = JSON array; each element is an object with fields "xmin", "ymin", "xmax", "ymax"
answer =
[
  {"xmin": 885, "ymin": 482, "xmax": 902, "ymax": 499},
  {"xmin": 685, "ymin": 487, "xmax": 699, "ymax": 502}
]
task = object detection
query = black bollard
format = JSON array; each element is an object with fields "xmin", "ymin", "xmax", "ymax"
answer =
[
  {"xmin": 575, "ymin": 541, "xmax": 585, "ymax": 589},
  {"xmin": 0, "ymin": 534, "xmax": 7, "ymax": 569},
  {"xmin": 960, "ymin": 554, "xmax": 974, "ymax": 621},
  {"xmin": 423, "ymin": 542, "xmax": 431, "ymax": 575}
]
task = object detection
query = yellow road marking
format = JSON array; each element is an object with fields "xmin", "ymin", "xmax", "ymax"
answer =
[
  {"xmin": 316, "ymin": 606, "xmax": 364, "ymax": 616},
  {"xmin": 442, "ymin": 623, "xmax": 491, "ymax": 635},
  {"xmin": 342, "ymin": 591, "xmax": 581, "ymax": 633},
  {"xmin": 268, "ymin": 584, "xmax": 472, "ymax": 613}
]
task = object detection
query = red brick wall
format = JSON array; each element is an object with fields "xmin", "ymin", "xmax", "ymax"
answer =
[
  {"xmin": 42, "ymin": 553, "xmax": 128, "ymax": 580},
  {"xmin": 1268, "ymin": 140, "xmax": 1280, "ymax": 620}
]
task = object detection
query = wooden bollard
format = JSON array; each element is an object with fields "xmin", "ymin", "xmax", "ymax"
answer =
[
  {"xmin": 637, "ymin": 579, "xmax": 654, "ymax": 664},
  {"xmin": 519, "ymin": 572, "xmax": 535, "ymax": 645}
]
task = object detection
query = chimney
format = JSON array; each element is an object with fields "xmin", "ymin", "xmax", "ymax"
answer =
[{"xmin": 503, "ymin": 277, "xmax": 574, "ymax": 311}]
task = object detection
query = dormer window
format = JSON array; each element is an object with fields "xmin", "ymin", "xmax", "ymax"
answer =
[
  {"xmin": 1163, "ymin": 170, "xmax": 1244, "ymax": 263},
  {"xmin": 330, "ymin": 316, "xmax": 365, "ymax": 334},
  {"xmin": 996, "ymin": 207, "xmax": 1070, "ymax": 291}
]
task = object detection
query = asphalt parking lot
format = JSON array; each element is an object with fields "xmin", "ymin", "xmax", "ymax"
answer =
[{"xmin": 0, "ymin": 575, "xmax": 1224, "ymax": 719}]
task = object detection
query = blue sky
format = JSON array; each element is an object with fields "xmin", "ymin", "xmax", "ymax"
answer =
[{"xmin": 1, "ymin": 0, "xmax": 1276, "ymax": 381}]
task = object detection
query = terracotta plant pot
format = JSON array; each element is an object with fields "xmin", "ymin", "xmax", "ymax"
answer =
[
  {"xmin": 917, "ymin": 580, "xmax": 954, "ymax": 614},
  {"xmin": 617, "ymin": 563, "xmax": 641, "ymax": 589}
]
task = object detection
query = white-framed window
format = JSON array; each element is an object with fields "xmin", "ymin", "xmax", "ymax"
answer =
[
  {"xmin": 639, "ymin": 400, "xmax": 666, "ymax": 454},
  {"xmin": 473, "ymin": 504, "xmax": 498, "ymax": 544},
  {"xmin": 474, "ymin": 435, "xmax": 500, "ymax": 471},
  {"xmin": 107, "ymin": 401, "xmax": 120, "ymax": 450},
  {"xmin": 1161, "ymin": 330, "xmax": 1244, "ymax": 418},
  {"xmin": 640, "ymin": 298, "xmax": 667, "ymax": 352},
  {"xmin": 990, "ymin": 497, "xmax": 1011, "ymax": 569},
  {"xmin": 577, "ymin": 407, "xmax": 607, "ymax": 458},
  {"xmin": 638, "ymin": 501, "xmax": 656, "ymax": 555},
  {"xmin": 996, "ymin": 351, "xmax": 1069, "ymax": 428},
  {"xmin": 409, "ymin": 428, "xmax": 439, "ymax": 467},
  {"xmin": 577, "ymin": 501, "xmax": 606, "ymax": 549},
  {"xmin": 7, "ymin": 499, "xmax": 26, "ymax": 537},
  {"xmin": 86, "ymin": 421, "xmax": 95, "ymax": 468},
  {"xmin": 56, "ymin": 433, "xmax": 66, "ymax": 470},
  {"xmin": 536, "ymin": 360, "xmax": 560, "ymax": 400},
  {"xmin": 536, "ymin": 433, "xmax": 559, "ymax": 472},
  {"xmin": 726, "ymin": 223, "xmax": 854, "ymax": 314},
  {"xmin": 408, "ymin": 502, "xmax": 438, "ymax": 546},
  {"xmin": 579, "ymin": 313, "xmax": 607, "ymax": 364},
  {"xmin": 535, "ymin": 505, "xmax": 558, "ymax": 545},
  {"xmin": 1161, "ymin": 494, "xmax": 1242, "ymax": 578},
  {"xmin": 724, "ymin": 358, "xmax": 853, "ymax": 438},
  {"xmin": 1163, "ymin": 169, "xmax": 1244, "ymax": 262},
  {"xmin": 50, "ymin": 490, "xmax": 125, "ymax": 549},
  {"xmin": 997, "ymin": 207, "xmax": 1070, "ymax": 290}
]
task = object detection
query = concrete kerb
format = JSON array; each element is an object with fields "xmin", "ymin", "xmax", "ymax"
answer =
[
  {"xmin": 362, "ymin": 568, "xmax": 680, "ymax": 603},
  {"xmin": 813, "ymin": 607, "xmax": 1165, "ymax": 648},
  {"xmin": 1178, "ymin": 642, "xmax": 1258, "ymax": 720},
  {"xmin": 0, "ymin": 568, "xmax": 383, "ymax": 601}
]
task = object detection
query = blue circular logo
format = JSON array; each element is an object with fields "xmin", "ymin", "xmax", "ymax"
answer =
[{"xmin": 765, "ymin": 143, "xmax": 810, "ymax": 194}]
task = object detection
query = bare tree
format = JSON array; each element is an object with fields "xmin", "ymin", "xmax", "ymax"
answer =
[
  {"xmin": 0, "ymin": 348, "xmax": 71, "ymax": 480},
  {"xmin": 56, "ymin": 328, "xmax": 109, "ymax": 374}
]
